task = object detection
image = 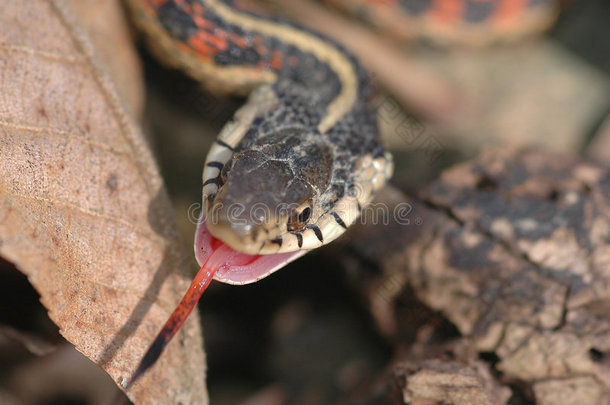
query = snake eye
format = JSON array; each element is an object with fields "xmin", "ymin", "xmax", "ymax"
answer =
[{"xmin": 287, "ymin": 206, "xmax": 311, "ymax": 232}]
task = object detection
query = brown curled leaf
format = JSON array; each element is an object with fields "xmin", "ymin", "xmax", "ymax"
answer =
[{"xmin": 0, "ymin": 1, "xmax": 207, "ymax": 404}]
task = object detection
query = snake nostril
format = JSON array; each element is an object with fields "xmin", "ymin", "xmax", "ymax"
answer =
[
  {"xmin": 287, "ymin": 206, "xmax": 311, "ymax": 232},
  {"xmin": 298, "ymin": 207, "xmax": 311, "ymax": 222}
]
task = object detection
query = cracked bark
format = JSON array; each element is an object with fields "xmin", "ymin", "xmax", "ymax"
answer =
[{"xmin": 341, "ymin": 147, "xmax": 610, "ymax": 405}]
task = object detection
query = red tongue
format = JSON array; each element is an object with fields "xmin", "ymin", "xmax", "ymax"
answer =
[
  {"xmin": 194, "ymin": 217, "xmax": 308, "ymax": 284},
  {"xmin": 124, "ymin": 216, "xmax": 308, "ymax": 390}
]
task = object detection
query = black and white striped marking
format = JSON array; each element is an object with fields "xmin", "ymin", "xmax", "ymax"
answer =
[
  {"xmin": 216, "ymin": 140, "xmax": 234, "ymax": 151},
  {"xmin": 331, "ymin": 212, "xmax": 347, "ymax": 229},
  {"xmin": 306, "ymin": 224, "xmax": 324, "ymax": 242},
  {"xmin": 291, "ymin": 232, "xmax": 303, "ymax": 248},
  {"xmin": 206, "ymin": 161, "xmax": 225, "ymax": 170},
  {"xmin": 203, "ymin": 177, "xmax": 219, "ymax": 187}
]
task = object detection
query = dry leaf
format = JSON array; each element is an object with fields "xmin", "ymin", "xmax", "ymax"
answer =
[
  {"xmin": 64, "ymin": 0, "xmax": 144, "ymax": 117},
  {"xmin": 0, "ymin": 1, "xmax": 207, "ymax": 403}
]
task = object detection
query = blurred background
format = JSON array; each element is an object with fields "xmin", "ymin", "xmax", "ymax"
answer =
[{"xmin": 1, "ymin": 0, "xmax": 609, "ymax": 404}]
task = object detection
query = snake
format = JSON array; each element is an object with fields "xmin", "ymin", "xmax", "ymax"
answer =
[
  {"xmin": 125, "ymin": 0, "xmax": 393, "ymax": 262},
  {"xmin": 120, "ymin": 0, "xmax": 558, "ymax": 392},
  {"xmin": 323, "ymin": 0, "xmax": 558, "ymax": 46}
]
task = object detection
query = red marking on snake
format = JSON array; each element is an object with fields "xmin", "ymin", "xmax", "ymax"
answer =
[
  {"xmin": 494, "ymin": 0, "xmax": 528, "ymax": 25},
  {"xmin": 193, "ymin": 14, "xmax": 212, "ymax": 29},
  {"xmin": 366, "ymin": 0, "xmax": 398, "ymax": 5},
  {"xmin": 228, "ymin": 32, "xmax": 249, "ymax": 48},
  {"xmin": 189, "ymin": 35, "xmax": 216, "ymax": 56},
  {"xmin": 431, "ymin": 0, "xmax": 465, "ymax": 23},
  {"xmin": 270, "ymin": 50, "xmax": 284, "ymax": 70}
]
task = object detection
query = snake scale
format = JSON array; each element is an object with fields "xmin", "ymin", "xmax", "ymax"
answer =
[{"xmin": 120, "ymin": 0, "xmax": 558, "ymax": 392}]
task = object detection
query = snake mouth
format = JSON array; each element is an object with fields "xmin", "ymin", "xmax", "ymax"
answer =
[
  {"xmin": 205, "ymin": 219, "xmax": 275, "ymax": 255},
  {"xmin": 204, "ymin": 182, "xmax": 289, "ymax": 255},
  {"xmin": 194, "ymin": 214, "xmax": 308, "ymax": 285}
]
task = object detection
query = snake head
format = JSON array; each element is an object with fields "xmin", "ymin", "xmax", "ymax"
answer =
[{"xmin": 204, "ymin": 131, "xmax": 333, "ymax": 255}]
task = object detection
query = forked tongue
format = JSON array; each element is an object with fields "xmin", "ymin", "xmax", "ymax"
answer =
[
  {"xmin": 123, "ymin": 217, "xmax": 307, "ymax": 392},
  {"xmin": 194, "ymin": 218, "xmax": 308, "ymax": 284},
  {"xmin": 123, "ymin": 254, "xmax": 218, "ymax": 392}
]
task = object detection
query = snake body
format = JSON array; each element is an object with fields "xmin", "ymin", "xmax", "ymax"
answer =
[
  {"xmin": 324, "ymin": 0, "xmax": 558, "ymax": 46},
  {"xmin": 126, "ymin": 0, "xmax": 393, "ymax": 255}
]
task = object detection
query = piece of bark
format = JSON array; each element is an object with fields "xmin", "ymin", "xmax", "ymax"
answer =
[
  {"xmin": 0, "ymin": 1, "xmax": 206, "ymax": 403},
  {"xmin": 345, "ymin": 148, "xmax": 610, "ymax": 404},
  {"xmin": 336, "ymin": 185, "xmax": 445, "ymax": 338},
  {"xmin": 396, "ymin": 359, "xmax": 510, "ymax": 405},
  {"xmin": 419, "ymin": 149, "xmax": 610, "ymax": 404}
]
